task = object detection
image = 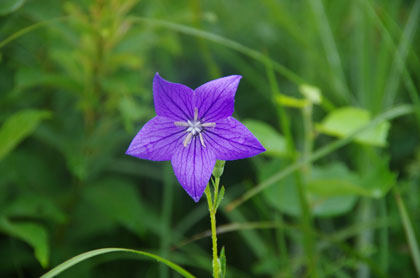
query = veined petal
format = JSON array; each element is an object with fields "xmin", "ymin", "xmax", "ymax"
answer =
[
  {"xmin": 126, "ymin": 116, "xmax": 185, "ymax": 161},
  {"xmin": 171, "ymin": 137, "xmax": 216, "ymax": 202},
  {"xmin": 204, "ymin": 117, "xmax": 265, "ymax": 160},
  {"xmin": 153, "ymin": 73, "xmax": 194, "ymax": 120},
  {"xmin": 194, "ymin": 75, "xmax": 242, "ymax": 122}
]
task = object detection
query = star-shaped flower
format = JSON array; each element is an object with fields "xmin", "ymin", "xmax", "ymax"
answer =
[{"xmin": 126, "ymin": 73, "xmax": 265, "ymax": 202}]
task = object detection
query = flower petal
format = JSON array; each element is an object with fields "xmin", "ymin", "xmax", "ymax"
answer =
[
  {"xmin": 204, "ymin": 117, "xmax": 265, "ymax": 160},
  {"xmin": 171, "ymin": 137, "xmax": 216, "ymax": 202},
  {"xmin": 194, "ymin": 75, "xmax": 242, "ymax": 122},
  {"xmin": 153, "ymin": 73, "xmax": 194, "ymax": 121},
  {"xmin": 126, "ymin": 116, "xmax": 185, "ymax": 161}
]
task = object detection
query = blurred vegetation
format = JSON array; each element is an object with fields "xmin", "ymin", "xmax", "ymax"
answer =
[{"xmin": 1, "ymin": 0, "xmax": 420, "ymax": 277}]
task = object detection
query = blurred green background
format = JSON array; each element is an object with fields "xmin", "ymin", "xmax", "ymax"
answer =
[{"xmin": 1, "ymin": 0, "xmax": 420, "ymax": 277}]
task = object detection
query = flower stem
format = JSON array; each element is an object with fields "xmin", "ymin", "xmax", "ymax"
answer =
[
  {"xmin": 205, "ymin": 181, "xmax": 220, "ymax": 278},
  {"xmin": 299, "ymin": 103, "xmax": 317, "ymax": 278}
]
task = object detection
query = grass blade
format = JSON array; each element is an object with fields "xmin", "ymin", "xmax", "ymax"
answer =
[
  {"xmin": 40, "ymin": 248, "xmax": 196, "ymax": 278},
  {"xmin": 394, "ymin": 188, "xmax": 420, "ymax": 277},
  {"xmin": 308, "ymin": 0, "xmax": 351, "ymax": 103},
  {"xmin": 382, "ymin": 0, "xmax": 420, "ymax": 109},
  {"xmin": 363, "ymin": 0, "xmax": 420, "ymax": 126},
  {"xmin": 130, "ymin": 17, "xmax": 306, "ymax": 85}
]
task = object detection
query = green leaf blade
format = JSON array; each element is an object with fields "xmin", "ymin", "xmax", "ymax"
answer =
[
  {"xmin": 40, "ymin": 248, "xmax": 196, "ymax": 278},
  {"xmin": 0, "ymin": 110, "xmax": 51, "ymax": 161},
  {"xmin": 243, "ymin": 120, "xmax": 288, "ymax": 157},
  {"xmin": 0, "ymin": 217, "xmax": 49, "ymax": 267},
  {"xmin": 317, "ymin": 107, "xmax": 390, "ymax": 147}
]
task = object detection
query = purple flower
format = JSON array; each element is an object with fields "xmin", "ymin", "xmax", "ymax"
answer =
[{"xmin": 126, "ymin": 73, "xmax": 265, "ymax": 202}]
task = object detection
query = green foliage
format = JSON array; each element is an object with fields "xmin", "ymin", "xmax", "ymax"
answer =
[
  {"xmin": 243, "ymin": 120, "xmax": 288, "ymax": 157},
  {"xmin": 0, "ymin": 110, "xmax": 51, "ymax": 161},
  {"xmin": 0, "ymin": 217, "xmax": 49, "ymax": 268},
  {"xmin": 0, "ymin": 0, "xmax": 419, "ymax": 277},
  {"xmin": 0, "ymin": 0, "xmax": 25, "ymax": 15},
  {"xmin": 317, "ymin": 107, "xmax": 391, "ymax": 146},
  {"xmin": 261, "ymin": 160, "xmax": 359, "ymax": 217}
]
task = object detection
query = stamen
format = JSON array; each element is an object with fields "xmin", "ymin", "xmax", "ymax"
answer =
[
  {"xmin": 201, "ymin": 122, "xmax": 216, "ymax": 128},
  {"xmin": 183, "ymin": 132, "xmax": 193, "ymax": 147},
  {"xmin": 179, "ymin": 108, "xmax": 213, "ymax": 148},
  {"xmin": 194, "ymin": 107, "xmax": 198, "ymax": 121},
  {"xmin": 199, "ymin": 133, "xmax": 206, "ymax": 147},
  {"xmin": 174, "ymin": 121, "xmax": 189, "ymax": 127}
]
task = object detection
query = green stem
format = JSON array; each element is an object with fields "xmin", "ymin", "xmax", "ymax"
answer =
[
  {"xmin": 299, "ymin": 103, "xmax": 317, "ymax": 278},
  {"xmin": 379, "ymin": 199, "xmax": 389, "ymax": 275},
  {"xmin": 302, "ymin": 104, "xmax": 313, "ymax": 176},
  {"xmin": 205, "ymin": 184, "xmax": 220, "ymax": 278},
  {"xmin": 394, "ymin": 187, "xmax": 420, "ymax": 277}
]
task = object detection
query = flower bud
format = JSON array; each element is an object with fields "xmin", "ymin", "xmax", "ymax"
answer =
[{"xmin": 212, "ymin": 160, "xmax": 225, "ymax": 178}]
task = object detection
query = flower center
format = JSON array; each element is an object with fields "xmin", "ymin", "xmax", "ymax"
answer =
[{"xmin": 174, "ymin": 108, "xmax": 216, "ymax": 147}]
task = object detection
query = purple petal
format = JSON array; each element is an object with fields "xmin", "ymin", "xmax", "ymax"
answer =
[
  {"xmin": 126, "ymin": 116, "xmax": 185, "ymax": 161},
  {"xmin": 203, "ymin": 117, "xmax": 265, "ymax": 160},
  {"xmin": 153, "ymin": 73, "xmax": 194, "ymax": 121},
  {"xmin": 194, "ymin": 75, "xmax": 242, "ymax": 122},
  {"xmin": 171, "ymin": 137, "xmax": 216, "ymax": 202}
]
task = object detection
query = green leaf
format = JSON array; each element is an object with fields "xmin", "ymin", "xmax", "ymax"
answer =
[
  {"xmin": 4, "ymin": 194, "xmax": 67, "ymax": 224},
  {"xmin": 215, "ymin": 186, "xmax": 225, "ymax": 211},
  {"xmin": 306, "ymin": 162, "xmax": 370, "ymax": 197},
  {"xmin": 261, "ymin": 160, "xmax": 359, "ymax": 217},
  {"xmin": 219, "ymin": 247, "xmax": 226, "ymax": 278},
  {"xmin": 311, "ymin": 195, "xmax": 358, "ymax": 217},
  {"xmin": 40, "ymin": 248, "xmax": 196, "ymax": 278},
  {"xmin": 83, "ymin": 179, "xmax": 157, "ymax": 236},
  {"xmin": 0, "ymin": 217, "xmax": 49, "ymax": 267},
  {"xmin": 360, "ymin": 156, "xmax": 397, "ymax": 198},
  {"xmin": 0, "ymin": 0, "xmax": 25, "ymax": 16},
  {"xmin": 243, "ymin": 120, "xmax": 288, "ymax": 157},
  {"xmin": 0, "ymin": 110, "xmax": 51, "ymax": 161},
  {"xmin": 317, "ymin": 107, "xmax": 390, "ymax": 147}
]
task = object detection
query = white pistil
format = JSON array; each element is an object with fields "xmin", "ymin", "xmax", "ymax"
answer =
[{"xmin": 174, "ymin": 107, "xmax": 216, "ymax": 148}]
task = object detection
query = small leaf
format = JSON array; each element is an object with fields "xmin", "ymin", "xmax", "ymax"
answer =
[
  {"xmin": 275, "ymin": 94, "xmax": 309, "ymax": 108},
  {"xmin": 317, "ymin": 107, "xmax": 390, "ymax": 147},
  {"xmin": 243, "ymin": 120, "xmax": 288, "ymax": 157},
  {"xmin": 299, "ymin": 84, "xmax": 322, "ymax": 104},
  {"xmin": 215, "ymin": 186, "xmax": 225, "ymax": 211},
  {"xmin": 361, "ymin": 156, "xmax": 397, "ymax": 198},
  {"xmin": 0, "ymin": 0, "xmax": 25, "ymax": 16},
  {"xmin": 219, "ymin": 246, "xmax": 226, "ymax": 278},
  {"xmin": 0, "ymin": 217, "xmax": 49, "ymax": 267},
  {"xmin": 0, "ymin": 110, "xmax": 51, "ymax": 161}
]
